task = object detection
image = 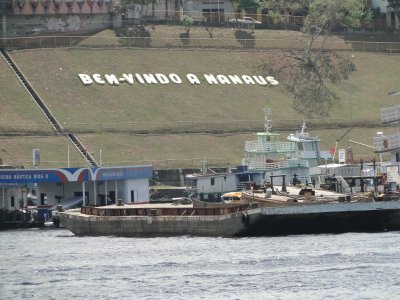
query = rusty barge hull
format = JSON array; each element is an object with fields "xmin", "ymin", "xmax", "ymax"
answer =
[
  {"xmin": 241, "ymin": 200, "xmax": 400, "ymax": 236},
  {"xmin": 59, "ymin": 205, "xmax": 249, "ymax": 237},
  {"xmin": 59, "ymin": 211, "xmax": 247, "ymax": 237},
  {"xmin": 59, "ymin": 201, "xmax": 400, "ymax": 237}
]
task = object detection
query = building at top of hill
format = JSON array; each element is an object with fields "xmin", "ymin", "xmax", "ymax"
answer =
[
  {"xmin": 1, "ymin": 0, "xmax": 399, "ymax": 40},
  {"xmin": 0, "ymin": 0, "xmax": 117, "ymax": 38}
]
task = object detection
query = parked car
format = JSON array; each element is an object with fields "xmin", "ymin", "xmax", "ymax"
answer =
[{"xmin": 228, "ymin": 17, "xmax": 262, "ymax": 27}]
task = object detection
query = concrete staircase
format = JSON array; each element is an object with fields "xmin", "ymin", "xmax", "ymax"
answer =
[{"xmin": 1, "ymin": 49, "xmax": 98, "ymax": 167}]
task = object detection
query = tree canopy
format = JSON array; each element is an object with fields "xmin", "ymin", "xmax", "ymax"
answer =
[
  {"xmin": 237, "ymin": 0, "xmax": 262, "ymax": 14},
  {"xmin": 260, "ymin": 0, "xmax": 371, "ymax": 118},
  {"xmin": 119, "ymin": 0, "xmax": 157, "ymax": 25},
  {"xmin": 388, "ymin": 0, "xmax": 400, "ymax": 22},
  {"xmin": 181, "ymin": 15, "xmax": 194, "ymax": 35}
]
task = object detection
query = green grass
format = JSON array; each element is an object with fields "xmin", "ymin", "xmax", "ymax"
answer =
[
  {"xmin": 1, "ymin": 26, "xmax": 400, "ymax": 168},
  {"xmin": 0, "ymin": 59, "xmax": 53, "ymax": 133},
  {"xmin": 0, "ymin": 135, "xmax": 86, "ymax": 168}
]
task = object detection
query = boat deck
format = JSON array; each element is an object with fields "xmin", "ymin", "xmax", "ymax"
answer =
[
  {"xmin": 79, "ymin": 203, "xmax": 249, "ymax": 217},
  {"xmin": 241, "ymin": 185, "xmax": 367, "ymax": 206}
]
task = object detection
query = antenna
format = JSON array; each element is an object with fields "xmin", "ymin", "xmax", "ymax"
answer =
[
  {"xmin": 300, "ymin": 121, "xmax": 307, "ymax": 134},
  {"xmin": 264, "ymin": 107, "xmax": 272, "ymax": 133}
]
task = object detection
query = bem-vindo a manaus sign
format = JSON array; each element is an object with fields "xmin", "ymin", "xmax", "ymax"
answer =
[{"xmin": 78, "ymin": 73, "xmax": 279, "ymax": 86}]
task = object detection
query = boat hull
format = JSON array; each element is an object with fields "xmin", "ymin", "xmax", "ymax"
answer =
[
  {"xmin": 59, "ymin": 209, "xmax": 246, "ymax": 237},
  {"xmin": 241, "ymin": 200, "xmax": 400, "ymax": 236},
  {"xmin": 59, "ymin": 200, "xmax": 400, "ymax": 237}
]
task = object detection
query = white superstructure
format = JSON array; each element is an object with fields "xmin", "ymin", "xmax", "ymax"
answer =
[{"xmin": 243, "ymin": 107, "xmax": 331, "ymax": 185}]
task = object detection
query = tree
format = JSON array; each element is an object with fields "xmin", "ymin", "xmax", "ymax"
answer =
[
  {"xmin": 120, "ymin": 0, "xmax": 157, "ymax": 26},
  {"xmin": 260, "ymin": 0, "xmax": 372, "ymax": 118},
  {"xmin": 238, "ymin": 0, "xmax": 262, "ymax": 14},
  {"xmin": 181, "ymin": 15, "xmax": 194, "ymax": 35},
  {"xmin": 388, "ymin": 0, "xmax": 400, "ymax": 24}
]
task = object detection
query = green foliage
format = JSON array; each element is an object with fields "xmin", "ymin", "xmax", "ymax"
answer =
[
  {"xmin": 181, "ymin": 15, "xmax": 194, "ymax": 35},
  {"xmin": 238, "ymin": 0, "xmax": 261, "ymax": 13},
  {"xmin": 119, "ymin": 0, "xmax": 157, "ymax": 23},
  {"xmin": 387, "ymin": 0, "xmax": 400, "ymax": 20},
  {"xmin": 260, "ymin": 0, "xmax": 370, "ymax": 118},
  {"xmin": 303, "ymin": 0, "xmax": 371, "ymax": 34}
]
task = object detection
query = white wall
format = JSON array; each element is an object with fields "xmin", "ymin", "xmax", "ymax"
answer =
[
  {"xmin": 38, "ymin": 182, "xmax": 81, "ymax": 206},
  {"xmin": 196, "ymin": 174, "xmax": 237, "ymax": 194},
  {"xmin": 371, "ymin": 0, "xmax": 388, "ymax": 13},
  {"xmin": 37, "ymin": 178, "xmax": 150, "ymax": 206},
  {"xmin": 145, "ymin": 0, "xmax": 233, "ymax": 20},
  {"xmin": 1, "ymin": 187, "xmax": 23, "ymax": 210},
  {"xmin": 121, "ymin": 178, "xmax": 150, "ymax": 203}
]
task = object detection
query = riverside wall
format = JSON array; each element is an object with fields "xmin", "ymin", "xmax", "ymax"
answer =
[{"xmin": 1, "ymin": 13, "xmax": 115, "ymax": 38}]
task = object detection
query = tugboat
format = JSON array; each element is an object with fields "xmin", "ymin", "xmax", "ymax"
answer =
[{"xmin": 243, "ymin": 107, "xmax": 331, "ymax": 186}]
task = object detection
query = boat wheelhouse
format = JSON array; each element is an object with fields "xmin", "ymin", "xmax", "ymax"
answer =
[
  {"xmin": 373, "ymin": 104, "xmax": 400, "ymax": 191},
  {"xmin": 243, "ymin": 107, "xmax": 331, "ymax": 185}
]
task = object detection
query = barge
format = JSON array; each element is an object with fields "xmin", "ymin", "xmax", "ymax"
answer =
[{"xmin": 59, "ymin": 198, "xmax": 400, "ymax": 237}]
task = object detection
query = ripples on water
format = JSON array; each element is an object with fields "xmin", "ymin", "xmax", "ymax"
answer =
[{"xmin": 1, "ymin": 229, "xmax": 400, "ymax": 299}]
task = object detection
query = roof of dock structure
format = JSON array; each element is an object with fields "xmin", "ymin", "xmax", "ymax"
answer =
[{"xmin": 0, "ymin": 165, "xmax": 153, "ymax": 186}]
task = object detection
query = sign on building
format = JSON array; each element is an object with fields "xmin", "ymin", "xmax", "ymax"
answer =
[
  {"xmin": 338, "ymin": 149, "xmax": 346, "ymax": 164},
  {"xmin": 32, "ymin": 149, "xmax": 40, "ymax": 166}
]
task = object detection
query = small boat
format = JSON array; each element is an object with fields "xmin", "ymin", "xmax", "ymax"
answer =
[
  {"xmin": 192, "ymin": 191, "xmax": 244, "ymax": 207},
  {"xmin": 221, "ymin": 191, "xmax": 243, "ymax": 203}
]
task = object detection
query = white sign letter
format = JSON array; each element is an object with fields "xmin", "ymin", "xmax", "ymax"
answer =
[
  {"xmin": 266, "ymin": 76, "xmax": 279, "ymax": 86},
  {"xmin": 242, "ymin": 75, "xmax": 255, "ymax": 85},
  {"xmin": 93, "ymin": 74, "xmax": 105, "ymax": 85},
  {"xmin": 104, "ymin": 74, "xmax": 120, "ymax": 86},
  {"xmin": 155, "ymin": 74, "xmax": 169, "ymax": 84},
  {"xmin": 122, "ymin": 74, "xmax": 135, "ymax": 85},
  {"xmin": 169, "ymin": 73, "xmax": 182, "ymax": 84},
  {"xmin": 186, "ymin": 74, "xmax": 200, "ymax": 85},
  {"xmin": 253, "ymin": 76, "xmax": 268, "ymax": 86},
  {"xmin": 228, "ymin": 75, "xmax": 243, "ymax": 85},
  {"xmin": 78, "ymin": 74, "xmax": 93, "ymax": 85},
  {"xmin": 135, "ymin": 74, "xmax": 145, "ymax": 84},
  {"xmin": 204, "ymin": 74, "xmax": 218, "ymax": 85},
  {"xmin": 217, "ymin": 75, "xmax": 231, "ymax": 85},
  {"xmin": 143, "ymin": 74, "xmax": 157, "ymax": 84}
]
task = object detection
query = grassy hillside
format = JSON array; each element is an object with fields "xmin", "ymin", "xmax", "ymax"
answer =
[{"xmin": 1, "ymin": 26, "xmax": 399, "ymax": 168}]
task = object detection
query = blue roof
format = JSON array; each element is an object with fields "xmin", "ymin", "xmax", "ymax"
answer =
[{"xmin": 0, "ymin": 165, "xmax": 153, "ymax": 186}]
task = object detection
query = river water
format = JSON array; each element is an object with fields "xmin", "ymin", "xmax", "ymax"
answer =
[{"xmin": 1, "ymin": 229, "xmax": 400, "ymax": 299}]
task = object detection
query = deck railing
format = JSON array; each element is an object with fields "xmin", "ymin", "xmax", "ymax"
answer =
[
  {"xmin": 374, "ymin": 133, "xmax": 400, "ymax": 152},
  {"xmin": 245, "ymin": 141, "xmax": 297, "ymax": 153},
  {"xmin": 247, "ymin": 159, "xmax": 309, "ymax": 170},
  {"xmin": 381, "ymin": 105, "xmax": 400, "ymax": 124},
  {"xmin": 80, "ymin": 204, "xmax": 249, "ymax": 216}
]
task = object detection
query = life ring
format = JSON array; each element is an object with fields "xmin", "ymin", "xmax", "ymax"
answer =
[
  {"xmin": 380, "ymin": 173, "xmax": 387, "ymax": 185},
  {"xmin": 241, "ymin": 213, "xmax": 250, "ymax": 226},
  {"xmin": 383, "ymin": 139, "xmax": 388, "ymax": 149}
]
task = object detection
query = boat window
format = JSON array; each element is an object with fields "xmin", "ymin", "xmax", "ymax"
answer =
[
  {"xmin": 211, "ymin": 178, "xmax": 215, "ymax": 185},
  {"xmin": 186, "ymin": 179, "xmax": 197, "ymax": 187},
  {"xmin": 11, "ymin": 196, "xmax": 15, "ymax": 207},
  {"xmin": 312, "ymin": 142, "xmax": 317, "ymax": 150},
  {"xmin": 130, "ymin": 190, "xmax": 135, "ymax": 203},
  {"xmin": 298, "ymin": 143, "xmax": 303, "ymax": 151}
]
